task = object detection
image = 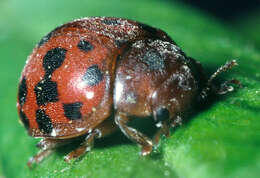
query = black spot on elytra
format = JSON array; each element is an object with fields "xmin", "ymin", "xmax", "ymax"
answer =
[
  {"xmin": 138, "ymin": 23, "xmax": 158, "ymax": 35},
  {"xmin": 38, "ymin": 32, "xmax": 53, "ymax": 47},
  {"xmin": 83, "ymin": 65, "xmax": 103, "ymax": 86},
  {"xmin": 18, "ymin": 77, "xmax": 27, "ymax": 106},
  {"xmin": 35, "ymin": 47, "xmax": 66, "ymax": 106},
  {"xmin": 43, "ymin": 47, "xmax": 67, "ymax": 75},
  {"xmin": 19, "ymin": 109, "xmax": 29, "ymax": 129},
  {"xmin": 102, "ymin": 19, "xmax": 120, "ymax": 25},
  {"xmin": 34, "ymin": 78, "xmax": 58, "ymax": 106},
  {"xmin": 36, "ymin": 109, "xmax": 53, "ymax": 134},
  {"xmin": 142, "ymin": 51, "xmax": 165, "ymax": 70},
  {"xmin": 77, "ymin": 40, "xmax": 94, "ymax": 52},
  {"xmin": 155, "ymin": 107, "xmax": 169, "ymax": 122},
  {"xmin": 63, "ymin": 102, "xmax": 83, "ymax": 120}
]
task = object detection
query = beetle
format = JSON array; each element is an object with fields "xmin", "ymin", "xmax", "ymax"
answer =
[{"xmin": 17, "ymin": 17, "xmax": 240, "ymax": 167}]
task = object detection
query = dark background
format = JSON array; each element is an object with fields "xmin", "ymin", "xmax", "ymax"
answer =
[{"xmin": 176, "ymin": 0, "xmax": 260, "ymax": 21}]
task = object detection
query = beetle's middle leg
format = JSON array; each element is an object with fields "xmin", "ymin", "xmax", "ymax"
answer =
[{"xmin": 64, "ymin": 117, "xmax": 117, "ymax": 162}]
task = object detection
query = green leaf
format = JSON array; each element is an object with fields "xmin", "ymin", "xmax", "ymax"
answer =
[
  {"xmin": 234, "ymin": 10, "xmax": 260, "ymax": 49},
  {"xmin": 1, "ymin": 0, "xmax": 260, "ymax": 178}
]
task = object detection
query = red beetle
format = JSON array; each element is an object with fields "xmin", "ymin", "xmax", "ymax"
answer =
[{"xmin": 17, "ymin": 17, "xmax": 239, "ymax": 167}]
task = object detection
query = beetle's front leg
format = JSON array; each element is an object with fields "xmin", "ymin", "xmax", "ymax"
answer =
[
  {"xmin": 153, "ymin": 114, "xmax": 183, "ymax": 145},
  {"xmin": 115, "ymin": 111, "xmax": 153, "ymax": 156},
  {"xmin": 153, "ymin": 122, "xmax": 170, "ymax": 145}
]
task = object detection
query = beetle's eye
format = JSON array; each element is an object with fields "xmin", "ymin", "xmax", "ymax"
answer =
[{"xmin": 155, "ymin": 107, "xmax": 169, "ymax": 122}]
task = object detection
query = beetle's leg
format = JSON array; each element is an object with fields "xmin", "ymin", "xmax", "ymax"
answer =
[
  {"xmin": 152, "ymin": 107, "xmax": 172, "ymax": 145},
  {"xmin": 153, "ymin": 111, "xmax": 184, "ymax": 145},
  {"xmin": 64, "ymin": 118, "xmax": 117, "ymax": 162},
  {"xmin": 153, "ymin": 121, "xmax": 170, "ymax": 145},
  {"xmin": 28, "ymin": 138, "xmax": 71, "ymax": 167},
  {"xmin": 28, "ymin": 149, "xmax": 52, "ymax": 168},
  {"xmin": 64, "ymin": 131, "xmax": 96, "ymax": 162},
  {"xmin": 115, "ymin": 111, "xmax": 153, "ymax": 156}
]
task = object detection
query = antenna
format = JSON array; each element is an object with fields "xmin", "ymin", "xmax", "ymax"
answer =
[{"xmin": 199, "ymin": 60, "xmax": 241, "ymax": 101}]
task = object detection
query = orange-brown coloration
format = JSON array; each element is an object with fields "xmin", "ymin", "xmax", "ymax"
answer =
[
  {"xmin": 21, "ymin": 33, "xmax": 112, "ymax": 138},
  {"xmin": 17, "ymin": 17, "xmax": 174, "ymax": 138},
  {"xmin": 17, "ymin": 17, "xmax": 239, "ymax": 166}
]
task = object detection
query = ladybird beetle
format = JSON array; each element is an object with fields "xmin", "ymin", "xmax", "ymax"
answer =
[{"xmin": 17, "ymin": 17, "xmax": 240, "ymax": 167}]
